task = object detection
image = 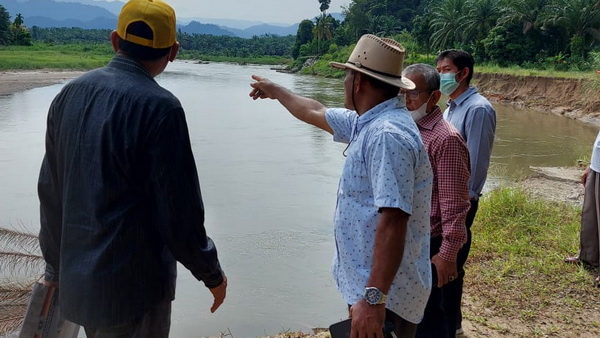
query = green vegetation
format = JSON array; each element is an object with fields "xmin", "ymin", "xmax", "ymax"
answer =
[
  {"xmin": 465, "ymin": 187, "xmax": 599, "ymax": 336},
  {"xmin": 3, "ymin": 1, "xmax": 600, "ymax": 76},
  {"xmin": 0, "ymin": 43, "xmax": 113, "ymax": 70}
]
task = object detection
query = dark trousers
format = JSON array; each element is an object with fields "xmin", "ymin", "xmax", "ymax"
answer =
[
  {"xmin": 415, "ymin": 235, "xmax": 449, "ymax": 338},
  {"xmin": 580, "ymin": 170, "xmax": 600, "ymax": 268},
  {"xmin": 84, "ymin": 300, "xmax": 171, "ymax": 338},
  {"xmin": 443, "ymin": 199, "xmax": 479, "ymax": 334}
]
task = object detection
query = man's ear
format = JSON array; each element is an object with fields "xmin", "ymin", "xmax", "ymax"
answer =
[
  {"xmin": 459, "ymin": 67, "xmax": 470, "ymax": 83},
  {"xmin": 431, "ymin": 90, "xmax": 442, "ymax": 105},
  {"xmin": 168, "ymin": 42, "xmax": 180, "ymax": 62},
  {"xmin": 110, "ymin": 31, "xmax": 120, "ymax": 53}
]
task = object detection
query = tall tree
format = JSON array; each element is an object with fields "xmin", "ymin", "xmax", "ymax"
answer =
[
  {"xmin": 546, "ymin": 0, "xmax": 600, "ymax": 58},
  {"xmin": 319, "ymin": 0, "xmax": 332, "ymax": 14},
  {"xmin": 292, "ymin": 19, "xmax": 315, "ymax": 58},
  {"xmin": 0, "ymin": 5, "xmax": 11, "ymax": 45},
  {"xmin": 429, "ymin": 0, "xmax": 468, "ymax": 50},
  {"xmin": 14, "ymin": 13, "xmax": 23, "ymax": 29}
]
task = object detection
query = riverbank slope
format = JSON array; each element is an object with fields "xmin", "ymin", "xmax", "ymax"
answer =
[{"xmin": 475, "ymin": 73, "xmax": 600, "ymax": 128}]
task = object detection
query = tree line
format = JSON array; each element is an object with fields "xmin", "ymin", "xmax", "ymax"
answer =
[
  {"xmin": 2, "ymin": 1, "xmax": 600, "ymax": 71},
  {"xmin": 306, "ymin": 0, "xmax": 600, "ymax": 70},
  {"xmin": 0, "ymin": 5, "xmax": 31, "ymax": 46}
]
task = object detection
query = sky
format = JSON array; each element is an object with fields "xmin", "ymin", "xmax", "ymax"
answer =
[{"xmin": 102, "ymin": 0, "xmax": 353, "ymax": 25}]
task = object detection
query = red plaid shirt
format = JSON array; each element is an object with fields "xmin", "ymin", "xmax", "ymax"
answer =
[{"xmin": 417, "ymin": 107, "xmax": 471, "ymax": 262}]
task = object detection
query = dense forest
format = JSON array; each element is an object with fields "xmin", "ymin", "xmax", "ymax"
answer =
[{"xmin": 1, "ymin": 0, "xmax": 600, "ymax": 71}]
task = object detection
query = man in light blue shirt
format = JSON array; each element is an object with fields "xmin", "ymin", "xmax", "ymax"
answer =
[
  {"xmin": 250, "ymin": 34, "xmax": 432, "ymax": 338},
  {"xmin": 436, "ymin": 49, "xmax": 496, "ymax": 337}
]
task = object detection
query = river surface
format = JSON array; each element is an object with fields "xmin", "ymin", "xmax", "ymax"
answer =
[{"xmin": 0, "ymin": 61, "xmax": 597, "ymax": 337}]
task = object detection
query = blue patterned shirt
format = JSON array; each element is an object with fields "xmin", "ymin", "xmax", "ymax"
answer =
[{"xmin": 326, "ymin": 97, "xmax": 433, "ymax": 324}]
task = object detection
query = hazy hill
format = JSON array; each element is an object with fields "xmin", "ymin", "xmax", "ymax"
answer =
[{"xmin": 1, "ymin": 0, "xmax": 341, "ymax": 37}]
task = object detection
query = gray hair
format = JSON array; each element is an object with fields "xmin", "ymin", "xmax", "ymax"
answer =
[{"xmin": 402, "ymin": 63, "xmax": 440, "ymax": 91}]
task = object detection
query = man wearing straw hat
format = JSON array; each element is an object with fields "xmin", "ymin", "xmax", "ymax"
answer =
[
  {"xmin": 38, "ymin": 1, "xmax": 227, "ymax": 336},
  {"xmin": 250, "ymin": 34, "xmax": 433, "ymax": 337}
]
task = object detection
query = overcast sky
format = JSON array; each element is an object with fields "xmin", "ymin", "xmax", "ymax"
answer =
[{"xmin": 103, "ymin": 0, "xmax": 352, "ymax": 25}]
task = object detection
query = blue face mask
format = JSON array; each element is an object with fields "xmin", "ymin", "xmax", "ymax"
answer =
[{"xmin": 440, "ymin": 72, "xmax": 461, "ymax": 96}]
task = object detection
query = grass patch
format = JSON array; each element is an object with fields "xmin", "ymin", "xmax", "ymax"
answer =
[
  {"xmin": 0, "ymin": 43, "xmax": 113, "ymax": 70},
  {"xmin": 465, "ymin": 187, "xmax": 599, "ymax": 337}
]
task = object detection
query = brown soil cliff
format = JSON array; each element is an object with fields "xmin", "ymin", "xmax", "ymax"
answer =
[{"xmin": 475, "ymin": 73, "xmax": 600, "ymax": 127}]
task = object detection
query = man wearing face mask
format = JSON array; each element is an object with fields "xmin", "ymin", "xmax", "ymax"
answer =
[
  {"xmin": 436, "ymin": 50, "xmax": 496, "ymax": 336},
  {"xmin": 401, "ymin": 64, "xmax": 471, "ymax": 338}
]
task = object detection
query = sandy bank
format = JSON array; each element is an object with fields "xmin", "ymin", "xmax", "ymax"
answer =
[{"xmin": 0, "ymin": 70, "xmax": 84, "ymax": 96}]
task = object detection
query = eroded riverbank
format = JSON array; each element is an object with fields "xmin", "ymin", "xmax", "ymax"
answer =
[{"xmin": 475, "ymin": 73, "xmax": 600, "ymax": 128}]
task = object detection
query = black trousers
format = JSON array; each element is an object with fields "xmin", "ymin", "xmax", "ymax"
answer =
[
  {"xmin": 444, "ymin": 199, "xmax": 479, "ymax": 334},
  {"xmin": 84, "ymin": 300, "xmax": 171, "ymax": 338}
]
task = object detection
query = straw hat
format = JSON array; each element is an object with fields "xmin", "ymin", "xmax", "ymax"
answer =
[{"xmin": 330, "ymin": 34, "xmax": 415, "ymax": 89}]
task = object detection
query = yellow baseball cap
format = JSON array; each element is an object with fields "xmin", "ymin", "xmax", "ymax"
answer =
[{"xmin": 116, "ymin": 0, "xmax": 176, "ymax": 49}]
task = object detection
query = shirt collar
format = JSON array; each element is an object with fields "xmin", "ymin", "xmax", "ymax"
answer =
[
  {"xmin": 356, "ymin": 97, "xmax": 401, "ymax": 133},
  {"xmin": 447, "ymin": 86, "xmax": 477, "ymax": 109},
  {"xmin": 109, "ymin": 54, "xmax": 155, "ymax": 81},
  {"xmin": 416, "ymin": 106, "xmax": 442, "ymax": 131}
]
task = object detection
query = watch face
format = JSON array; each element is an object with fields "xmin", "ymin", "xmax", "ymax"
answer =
[{"xmin": 365, "ymin": 288, "xmax": 381, "ymax": 304}]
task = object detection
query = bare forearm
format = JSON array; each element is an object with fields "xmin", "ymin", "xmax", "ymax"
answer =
[
  {"xmin": 367, "ymin": 208, "xmax": 408, "ymax": 293},
  {"xmin": 250, "ymin": 75, "xmax": 332, "ymax": 133}
]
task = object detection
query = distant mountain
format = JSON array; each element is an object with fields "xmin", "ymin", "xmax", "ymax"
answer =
[
  {"xmin": 55, "ymin": 0, "xmax": 123, "ymax": 16},
  {"xmin": 179, "ymin": 21, "xmax": 236, "ymax": 37},
  {"xmin": 1, "ymin": 0, "xmax": 342, "ymax": 38},
  {"xmin": 25, "ymin": 15, "xmax": 117, "ymax": 30},
  {"xmin": 225, "ymin": 23, "xmax": 300, "ymax": 39},
  {"xmin": 3, "ymin": 0, "xmax": 115, "ymax": 23}
]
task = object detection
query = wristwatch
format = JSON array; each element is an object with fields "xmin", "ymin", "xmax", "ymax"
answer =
[{"xmin": 363, "ymin": 286, "xmax": 387, "ymax": 305}]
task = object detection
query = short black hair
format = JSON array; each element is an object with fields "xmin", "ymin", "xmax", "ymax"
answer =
[
  {"xmin": 436, "ymin": 49, "xmax": 474, "ymax": 85},
  {"xmin": 117, "ymin": 21, "xmax": 172, "ymax": 61}
]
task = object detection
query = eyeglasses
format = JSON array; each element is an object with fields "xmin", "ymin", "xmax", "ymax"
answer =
[{"xmin": 400, "ymin": 89, "xmax": 432, "ymax": 100}]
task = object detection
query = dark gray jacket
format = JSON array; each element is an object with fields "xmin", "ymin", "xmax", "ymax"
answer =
[{"xmin": 38, "ymin": 54, "xmax": 223, "ymax": 327}]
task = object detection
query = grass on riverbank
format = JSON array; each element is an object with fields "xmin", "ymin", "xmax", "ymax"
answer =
[
  {"xmin": 0, "ymin": 44, "xmax": 113, "ymax": 70},
  {"xmin": 0, "ymin": 44, "xmax": 291, "ymax": 71},
  {"xmin": 463, "ymin": 187, "xmax": 599, "ymax": 337}
]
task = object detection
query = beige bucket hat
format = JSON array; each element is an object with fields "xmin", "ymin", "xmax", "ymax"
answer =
[{"xmin": 330, "ymin": 34, "xmax": 415, "ymax": 89}]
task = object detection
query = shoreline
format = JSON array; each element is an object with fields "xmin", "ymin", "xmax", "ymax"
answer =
[
  {"xmin": 2, "ymin": 69, "xmax": 600, "ymax": 129},
  {"xmin": 0, "ymin": 70, "xmax": 85, "ymax": 96}
]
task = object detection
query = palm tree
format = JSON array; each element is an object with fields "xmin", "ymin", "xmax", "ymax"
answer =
[
  {"xmin": 319, "ymin": 0, "xmax": 332, "ymax": 14},
  {"xmin": 315, "ymin": 14, "xmax": 334, "ymax": 55},
  {"xmin": 0, "ymin": 225, "xmax": 45, "ymax": 335},
  {"xmin": 13, "ymin": 13, "xmax": 23, "ymax": 29},
  {"xmin": 499, "ymin": 0, "xmax": 550, "ymax": 34},
  {"xmin": 545, "ymin": 0, "xmax": 600, "ymax": 58},
  {"xmin": 430, "ymin": 0, "xmax": 468, "ymax": 50}
]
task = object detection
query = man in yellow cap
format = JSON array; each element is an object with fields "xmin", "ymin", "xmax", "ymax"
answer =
[
  {"xmin": 250, "ymin": 34, "xmax": 433, "ymax": 338},
  {"xmin": 38, "ymin": 1, "xmax": 227, "ymax": 336}
]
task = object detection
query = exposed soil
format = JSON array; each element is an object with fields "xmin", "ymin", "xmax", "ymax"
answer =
[{"xmin": 475, "ymin": 73, "xmax": 600, "ymax": 128}]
